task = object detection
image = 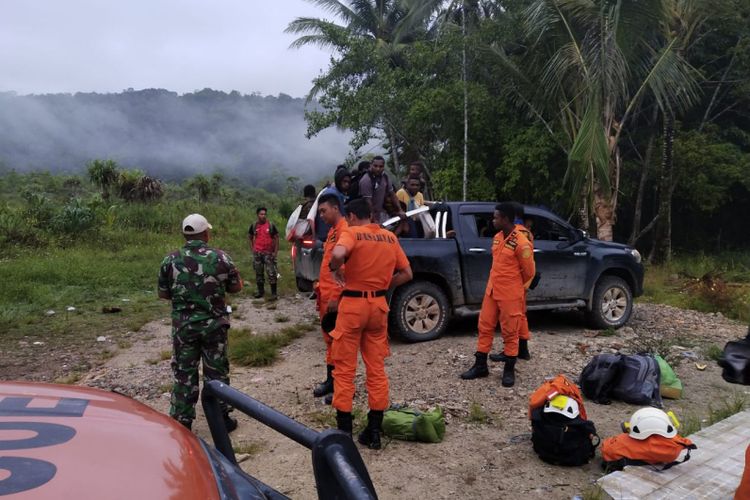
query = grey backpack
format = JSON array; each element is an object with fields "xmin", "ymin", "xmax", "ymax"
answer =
[{"xmin": 611, "ymin": 354, "xmax": 662, "ymax": 407}]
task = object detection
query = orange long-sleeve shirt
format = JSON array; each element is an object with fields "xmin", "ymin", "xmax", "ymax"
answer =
[
  {"xmin": 485, "ymin": 227, "xmax": 535, "ymax": 301},
  {"xmin": 318, "ymin": 217, "xmax": 348, "ymax": 305}
]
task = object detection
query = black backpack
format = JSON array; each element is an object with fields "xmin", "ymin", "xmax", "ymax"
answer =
[
  {"xmin": 718, "ymin": 328, "xmax": 750, "ymax": 385},
  {"xmin": 530, "ymin": 408, "xmax": 599, "ymax": 466},
  {"xmin": 579, "ymin": 354, "xmax": 622, "ymax": 404},
  {"xmin": 611, "ymin": 354, "xmax": 662, "ymax": 407}
]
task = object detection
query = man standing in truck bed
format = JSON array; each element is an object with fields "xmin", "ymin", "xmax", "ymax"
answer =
[
  {"xmin": 460, "ymin": 202, "xmax": 535, "ymax": 387},
  {"xmin": 327, "ymin": 198, "xmax": 413, "ymax": 449}
]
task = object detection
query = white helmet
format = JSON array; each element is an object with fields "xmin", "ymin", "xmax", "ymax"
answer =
[
  {"xmin": 623, "ymin": 408, "xmax": 679, "ymax": 440},
  {"xmin": 543, "ymin": 395, "xmax": 580, "ymax": 419}
]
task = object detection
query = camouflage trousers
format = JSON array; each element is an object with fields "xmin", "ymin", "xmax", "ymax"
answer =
[
  {"xmin": 169, "ymin": 319, "xmax": 231, "ymax": 425},
  {"xmin": 253, "ymin": 252, "xmax": 278, "ymax": 285}
]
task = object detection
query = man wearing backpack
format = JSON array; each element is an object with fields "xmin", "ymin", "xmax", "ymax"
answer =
[{"xmin": 461, "ymin": 202, "xmax": 535, "ymax": 387}]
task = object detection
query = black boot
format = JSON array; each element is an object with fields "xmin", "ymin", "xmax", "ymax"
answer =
[
  {"xmin": 223, "ymin": 414, "xmax": 238, "ymax": 433},
  {"xmin": 336, "ymin": 411, "xmax": 353, "ymax": 435},
  {"xmin": 502, "ymin": 357, "xmax": 517, "ymax": 387},
  {"xmin": 313, "ymin": 364, "xmax": 334, "ymax": 397},
  {"xmin": 518, "ymin": 340, "xmax": 531, "ymax": 360},
  {"xmin": 489, "ymin": 351, "xmax": 511, "ymax": 362},
  {"xmin": 358, "ymin": 410, "xmax": 383, "ymax": 450},
  {"xmin": 461, "ymin": 352, "xmax": 489, "ymax": 380},
  {"xmin": 269, "ymin": 284, "xmax": 278, "ymax": 301},
  {"xmin": 253, "ymin": 283, "xmax": 264, "ymax": 299}
]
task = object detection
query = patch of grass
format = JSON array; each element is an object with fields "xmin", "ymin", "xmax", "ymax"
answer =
[
  {"xmin": 705, "ymin": 344, "xmax": 724, "ymax": 361},
  {"xmin": 600, "ymin": 327, "xmax": 617, "ymax": 337},
  {"xmin": 265, "ymin": 303, "xmax": 277, "ymax": 310},
  {"xmin": 233, "ymin": 440, "xmax": 265, "ymax": 456},
  {"xmin": 159, "ymin": 350, "xmax": 171, "ymax": 361},
  {"xmin": 228, "ymin": 323, "xmax": 312, "ymax": 367},
  {"xmin": 307, "ymin": 409, "xmax": 337, "ymax": 428},
  {"xmin": 117, "ymin": 339, "xmax": 132, "ymax": 349},
  {"xmin": 99, "ymin": 349, "xmax": 115, "ymax": 361},
  {"xmin": 581, "ymin": 484, "xmax": 605, "ymax": 500},
  {"xmin": 158, "ymin": 383, "xmax": 172, "ymax": 393},
  {"xmin": 145, "ymin": 358, "xmax": 159, "ymax": 365},
  {"xmin": 708, "ymin": 393, "xmax": 747, "ymax": 425},
  {"xmin": 641, "ymin": 256, "xmax": 750, "ymax": 322},
  {"xmin": 54, "ymin": 372, "xmax": 82, "ymax": 384},
  {"xmin": 467, "ymin": 401, "xmax": 490, "ymax": 424},
  {"xmin": 679, "ymin": 412, "xmax": 702, "ymax": 437},
  {"xmin": 274, "ymin": 314, "xmax": 290, "ymax": 323}
]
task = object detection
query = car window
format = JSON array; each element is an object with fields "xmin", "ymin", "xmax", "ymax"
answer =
[
  {"xmin": 462, "ymin": 213, "xmax": 496, "ymax": 239},
  {"xmin": 527, "ymin": 215, "xmax": 571, "ymax": 241}
]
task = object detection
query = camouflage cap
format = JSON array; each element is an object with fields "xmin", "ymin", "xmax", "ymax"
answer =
[{"xmin": 182, "ymin": 214, "xmax": 212, "ymax": 235}]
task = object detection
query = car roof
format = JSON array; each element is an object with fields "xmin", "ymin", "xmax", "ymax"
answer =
[
  {"xmin": 0, "ymin": 382, "xmax": 220, "ymax": 500},
  {"xmin": 446, "ymin": 202, "xmax": 571, "ymax": 228}
]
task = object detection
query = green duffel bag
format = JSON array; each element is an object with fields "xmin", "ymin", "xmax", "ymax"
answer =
[
  {"xmin": 655, "ymin": 354, "xmax": 683, "ymax": 399},
  {"xmin": 382, "ymin": 406, "xmax": 445, "ymax": 443}
]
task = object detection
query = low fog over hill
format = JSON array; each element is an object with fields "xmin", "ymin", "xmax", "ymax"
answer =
[{"xmin": 0, "ymin": 88, "xmax": 353, "ymax": 183}]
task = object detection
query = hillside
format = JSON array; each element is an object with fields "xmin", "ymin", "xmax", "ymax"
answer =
[{"xmin": 0, "ymin": 88, "xmax": 351, "ymax": 181}]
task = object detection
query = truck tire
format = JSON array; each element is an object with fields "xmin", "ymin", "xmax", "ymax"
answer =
[
  {"xmin": 586, "ymin": 276, "xmax": 633, "ymax": 329},
  {"xmin": 389, "ymin": 281, "xmax": 450, "ymax": 342},
  {"xmin": 296, "ymin": 277, "xmax": 313, "ymax": 293}
]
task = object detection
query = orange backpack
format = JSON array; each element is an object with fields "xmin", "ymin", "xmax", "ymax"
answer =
[
  {"xmin": 601, "ymin": 433, "xmax": 696, "ymax": 470},
  {"xmin": 528, "ymin": 374, "xmax": 588, "ymax": 420}
]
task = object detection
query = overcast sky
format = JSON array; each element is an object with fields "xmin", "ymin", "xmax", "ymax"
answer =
[{"xmin": 0, "ymin": 0, "xmax": 336, "ymax": 97}]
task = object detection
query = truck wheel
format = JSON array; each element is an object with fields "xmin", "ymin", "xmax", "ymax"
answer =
[
  {"xmin": 586, "ymin": 276, "xmax": 633, "ymax": 329},
  {"xmin": 296, "ymin": 277, "xmax": 313, "ymax": 293},
  {"xmin": 389, "ymin": 281, "xmax": 450, "ymax": 342}
]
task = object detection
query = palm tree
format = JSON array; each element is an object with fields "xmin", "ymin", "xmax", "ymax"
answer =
[
  {"xmin": 286, "ymin": 0, "xmax": 434, "ymax": 172},
  {"xmin": 495, "ymin": 0, "xmax": 702, "ymax": 240},
  {"xmin": 87, "ymin": 159, "xmax": 119, "ymax": 201}
]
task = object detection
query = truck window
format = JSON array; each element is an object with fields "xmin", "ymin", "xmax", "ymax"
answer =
[
  {"xmin": 463, "ymin": 213, "xmax": 496, "ymax": 239},
  {"xmin": 527, "ymin": 215, "xmax": 571, "ymax": 241}
]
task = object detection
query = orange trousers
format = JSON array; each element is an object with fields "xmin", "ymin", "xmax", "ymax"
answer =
[
  {"xmin": 331, "ymin": 296, "xmax": 390, "ymax": 413},
  {"xmin": 476, "ymin": 293, "xmax": 524, "ymax": 356},
  {"xmin": 736, "ymin": 445, "xmax": 750, "ymax": 499},
  {"xmin": 519, "ymin": 291, "xmax": 530, "ymax": 341},
  {"xmin": 315, "ymin": 284, "xmax": 334, "ymax": 365}
]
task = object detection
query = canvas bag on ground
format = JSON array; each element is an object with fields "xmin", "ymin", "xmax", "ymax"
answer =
[
  {"xmin": 382, "ymin": 407, "xmax": 445, "ymax": 443},
  {"xmin": 718, "ymin": 327, "xmax": 750, "ymax": 385},
  {"xmin": 579, "ymin": 354, "xmax": 622, "ymax": 404},
  {"xmin": 611, "ymin": 354, "xmax": 663, "ymax": 406},
  {"xmin": 530, "ymin": 407, "xmax": 599, "ymax": 466},
  {"xmin": 601, "ymin": 433, "xmax": 696, "ymax": 471},
  {"xmin": 655, "ymin": 355, "xmax": 682, "ymax": 399}
]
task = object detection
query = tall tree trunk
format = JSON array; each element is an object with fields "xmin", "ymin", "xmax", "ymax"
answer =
[
  {"xmin": 388, "ymin": 125, "xmax": 400, "ymax": 177},
  {"xmin": 628, "ymin": 134, "xmax": 656, "ymax": 246},
  {"xmin": 651, "ymin": 113, "xmax": 675, "ymax": 264},
  {"xmin": 593, "ymin": 181, "xmax": 615, "ymax": 241},
  {"xmin": 461, "ymin": 6, "xmax": 468, "ymax": 201}
]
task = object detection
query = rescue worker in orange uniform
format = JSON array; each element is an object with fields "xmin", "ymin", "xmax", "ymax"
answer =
[
  {"xmin": 312, "ymin": 193, "xmax": 348, "ymax": 403},
  {"xmin": 490, "ymin": 202, "xmax": 535, "ymax": 362},
  {"xmin": 461, "ymin": 202, "xmax": 535, "ymax": 387},
  {"xmin": 328, "ymin": 198, "xmax": 413, "ymax": 449}
]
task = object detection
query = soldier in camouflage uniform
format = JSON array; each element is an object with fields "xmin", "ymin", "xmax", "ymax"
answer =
[{"xmin": 158, "ymin": 213, "xmax": 243, "ymax": 431}]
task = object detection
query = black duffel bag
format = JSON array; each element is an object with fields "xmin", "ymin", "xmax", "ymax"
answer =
[{"xmin": 718, "ymin": 327, "xmax": 750, "ymax": 385}]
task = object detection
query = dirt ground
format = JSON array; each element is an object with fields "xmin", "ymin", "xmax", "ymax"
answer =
[{"xmin": 60, "ymin": 296, "xmax": 750, "ymax": 498}]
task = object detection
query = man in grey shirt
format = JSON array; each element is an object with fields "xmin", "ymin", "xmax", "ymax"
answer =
[{"xmin": 358, "ymin": 156, "xmax": 406, "ymax": 223}]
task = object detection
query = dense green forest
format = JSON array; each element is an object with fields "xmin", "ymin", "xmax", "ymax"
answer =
[
  {"xmin": 0, "ymin": 88, "xmax": 350, "ymax": 184},
  {"xmin": 288, "ymin": 0, "xmax": 750, "ymax": 260}
]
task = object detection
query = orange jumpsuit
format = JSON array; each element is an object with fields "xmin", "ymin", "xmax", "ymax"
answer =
[
  {"xmin": 330, "ymin": 224, "xmax": 410, "ymax": 413},
  {"xmin": 737, "ymin": 445, "xmax": 750, "ymax": 499},
  {"xmin": 477, "ymin": 228, "xmax": 535, "ymax": 356},
  {"xmin": 516, "ymin": 224, "xmax": 534, "ymax": 342},
  {"xmin": 317, "ymin": 217, "xmax": 348, "ymax": 364}
]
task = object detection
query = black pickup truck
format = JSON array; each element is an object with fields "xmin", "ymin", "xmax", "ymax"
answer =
[{"xmin": 292, "ymin": 202, "xmax": 644, "ymax": 342}]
